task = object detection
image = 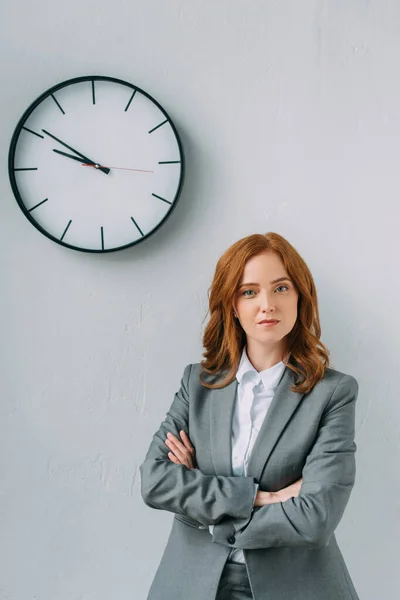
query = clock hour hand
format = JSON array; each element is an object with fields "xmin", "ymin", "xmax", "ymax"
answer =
[
  {"xmin": 43, "ymin": 128, "xmax": 110, "ymax": 175},
  {"xmin": 52, "ymin": 149, "xmax": 110, "ymax": 174}
]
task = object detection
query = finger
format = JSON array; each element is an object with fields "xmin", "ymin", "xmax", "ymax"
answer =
[
  {"xmin": 168, "ymin": 452, "xmax": 179, "ymax": 464},
  {"xmin": 168, "ymin": 429, "xmax": 194, "ymax": 453},
  {"xmin": 167, "ymin": 433, "xmax": 186, "ymax": 450},
  {"xmin": 171, "ymin": 453, "xmax": 189, "ymax": 469},
  {"xmin": 168, "ymin": 440, "xmax": 192, "ymax": 468},
  {"xmin": 179, "ymin": 430, "xmax": 195, "ymax": 451},
  {"xmin": 167, "ymin": 450, "xmax": 186, "ymax": 466},
  {"xmin": 166, "ymin": 435, "xmax": 190, "ymax": 458},
  {"xmin": 166, "ymin": 433, "xmax": 196, "ymax": 468},
  {"xmin": 165, "ymin": 438, "xmax": 188, "ymax": 462},
  {"xmin": 178, "ymin": 432, "xmax": 196, "ymax": 460},
  {"xmin": 169, "ymin": 432, "xmax": 192, "ymax": 453}
]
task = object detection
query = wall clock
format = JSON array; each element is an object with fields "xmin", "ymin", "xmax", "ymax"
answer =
[{"xmin": 8, "ymin": 75, "xmax": 185, "ymax": 253}]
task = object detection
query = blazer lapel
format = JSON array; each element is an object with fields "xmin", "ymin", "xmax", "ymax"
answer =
[{"xmin": 209, "ymin": 365, "xmax": 304, "ymax": 483}]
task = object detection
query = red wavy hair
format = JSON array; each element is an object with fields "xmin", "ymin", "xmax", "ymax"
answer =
[{"xmin": 198, "ymin": 232, "xmax": 331, "ymax": 393}]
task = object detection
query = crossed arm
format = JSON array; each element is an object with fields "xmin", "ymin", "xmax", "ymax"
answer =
[
  {"xmin": 139, "ymin": 363, "xmax": 359, "ymax": 549},
  {"xmin": 139, "ymin": 363, "xmax": 258, "ymax": 525},
  {"xmin": 210, "ymin": 373, "xmax": 359, "ymax": 549}
]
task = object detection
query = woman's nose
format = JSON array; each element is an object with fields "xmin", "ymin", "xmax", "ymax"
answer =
[{"xmin": 258, "ymin": 292, "xmax": 276, "ymax": 311}]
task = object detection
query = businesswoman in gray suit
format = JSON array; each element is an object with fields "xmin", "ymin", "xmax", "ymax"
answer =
[{"xmin": 140, "ymin": 231, "xmax": 360, "ymax": 600}]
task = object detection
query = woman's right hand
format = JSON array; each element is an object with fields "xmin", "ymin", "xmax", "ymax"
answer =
[{"xmin": 254, "ymin": 476, "xmax": 303, "ymax": 506}]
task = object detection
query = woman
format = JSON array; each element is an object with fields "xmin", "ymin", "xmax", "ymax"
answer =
[{"xmin": 139, "ymin": 232, "xmax": 360, "ymax": 600}]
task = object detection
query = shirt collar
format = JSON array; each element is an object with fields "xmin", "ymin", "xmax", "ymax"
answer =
[{"xmin": 236, "ymin": 345, "xmax": 286, "ymax": 389}]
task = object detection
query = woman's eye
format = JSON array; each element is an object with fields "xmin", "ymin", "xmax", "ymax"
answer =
[{"xmin": 242, "ymin": 286, "xmax": 289, "ymax": 296}]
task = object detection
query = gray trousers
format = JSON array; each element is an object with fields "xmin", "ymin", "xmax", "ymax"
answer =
[{"xmin": 215, "ymin": 561, "xmax": 254, "ymax": 599}]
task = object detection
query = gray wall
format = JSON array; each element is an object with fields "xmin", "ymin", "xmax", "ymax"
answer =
[{"xmin": 1, "ymin": 1, "xmax": 398, "ymax": 598}]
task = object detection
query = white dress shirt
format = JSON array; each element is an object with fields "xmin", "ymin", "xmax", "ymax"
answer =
[{"xmin": 208, "ymin": 345, "xmax": 286, "ymax": 563}]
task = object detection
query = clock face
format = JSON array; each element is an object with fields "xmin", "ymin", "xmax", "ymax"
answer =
[{"xmin": 8, "ymin": 75, "xmax": 185, "ymax": 253}]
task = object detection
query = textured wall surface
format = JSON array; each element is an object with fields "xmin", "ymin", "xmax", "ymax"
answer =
[{"xmin": 1, "ymin": 1, "xmax": 398, "ymax": 598}]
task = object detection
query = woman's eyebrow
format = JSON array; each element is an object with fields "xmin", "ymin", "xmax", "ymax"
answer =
[{"xmin": 238, "ymin": 277, "xmax": 291, "ymax": 288}]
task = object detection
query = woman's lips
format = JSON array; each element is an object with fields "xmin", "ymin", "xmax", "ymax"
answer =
[{"xmin": 258, "ymin": 320, "xmax": 280, "ymax": 327}]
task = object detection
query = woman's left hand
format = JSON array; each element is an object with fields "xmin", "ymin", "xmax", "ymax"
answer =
[{"xmin": 165, "ymin": 430, "xmax": 198, "ymax": 469}]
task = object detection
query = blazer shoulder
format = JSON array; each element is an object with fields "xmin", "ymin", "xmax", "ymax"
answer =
[
  {"xmin": 319, "ymin": 366, "xmax": 359, "ymax": 411},
  {"xmin": 323, "ymin": 366, "xmax": 359, "ymax": 388},
  {"xmin": 187, "ymin": 362, "xmax": 221, "ymax": 387},
  {"xmin": 188, "ymin": 362, "xmax": 203, "ymax": 383}
]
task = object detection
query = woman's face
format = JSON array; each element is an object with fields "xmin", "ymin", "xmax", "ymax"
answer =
[{"xmin": 232, "ymin": 251, "xmax": 299, "ymax": 350}]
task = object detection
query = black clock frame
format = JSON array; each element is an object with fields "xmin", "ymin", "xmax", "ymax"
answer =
[{"xmin": 8, "ymin": 75, "xmax": 185, "ymax": 253}]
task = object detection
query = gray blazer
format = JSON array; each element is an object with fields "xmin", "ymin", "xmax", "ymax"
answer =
[{"xmin": 139, "ymin": 361, "xmax": 360, "ymax": 600}]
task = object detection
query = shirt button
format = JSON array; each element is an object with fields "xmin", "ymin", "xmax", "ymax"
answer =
[{"xmin": 227, "ymin": 535, "xmax": 236, "ymax": 544}]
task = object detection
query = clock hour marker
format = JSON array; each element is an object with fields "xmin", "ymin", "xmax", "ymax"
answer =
[
  {"xmin": 152, "ymin": 193, "xmax": 172, "ymax": 205},
  {"xmin": 130, "ymin": 216, "xmax": 144, "ymax": 236},
  {"xmin": 22, "ymin": 127, "xmax": 44, "ymax": 139},
  {"xmin": 28, "ymin": 198, "xmax": 48, "ymax": 212},
  {"xmin": 124, "ymin": 89, "xmax": 137, "ymax": 112},
  {"xmin": 14, "ymin": 167, "xmax": 38, "ymax": 171},
  {"xmin": 158, "ymin": 161, "xmax": 181, "ymax": 164},
  {"xmin": 148, "ymin": 119, "xmax": 168, "ymax": 134},
  {"xmin": 92, "ymin": 80, "xmax": 96, "ymax": 105},
  {"xmin": 60, "ymin": 220, "xmax": 72, "ymax": 241},
  {"xmin": 101, "ymin": 226, "xmax": 104, "ymax": 250},
  {"xmin": 51, "ymin": 94, "xmax": 65, "ymax": 114}
]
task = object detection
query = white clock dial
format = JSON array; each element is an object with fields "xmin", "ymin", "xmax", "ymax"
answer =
[{"xmin": 8, "ymin": 75, "xmax": 185, "ymax": 253}]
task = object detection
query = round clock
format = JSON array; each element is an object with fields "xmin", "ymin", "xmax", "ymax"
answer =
[{"xmin": 8, "ymin": 75, "xmax": 185, "ymax": 253}]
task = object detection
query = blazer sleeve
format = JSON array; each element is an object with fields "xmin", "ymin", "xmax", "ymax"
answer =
[
  {"xmin": 210, "ymin": 374, "xmax": 359, "ymax": 548},
  {"xmin": 208, "ymin": 483, "xmax": 259, "ymax": 535},
  {"xmin": 139, "ymin": 363, "xmax": 258, "ymax": 526}
]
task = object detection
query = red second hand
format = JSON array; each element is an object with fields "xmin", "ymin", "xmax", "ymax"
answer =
[{"xmin": 82, "ymin": 163, "xmax": 153, "ymax": 172}]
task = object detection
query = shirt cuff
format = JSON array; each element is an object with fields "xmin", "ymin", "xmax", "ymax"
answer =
[{"xmin": 208, "ymin": 482, "xmax": 259, "ymax": 535}]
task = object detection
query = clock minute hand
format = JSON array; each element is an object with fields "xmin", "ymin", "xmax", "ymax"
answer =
[
  {"xmin": 53, "ymin": 149, "xmax": 89, "ymax": 163},
  {"xmin": 43, "ymin": 128, "xmax": 110, "ymax": 175}
]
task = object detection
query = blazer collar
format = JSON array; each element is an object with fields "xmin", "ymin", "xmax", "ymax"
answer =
[{"xmin": 208, "ymin": 363, "xmax": 304, "ymax": 483}]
